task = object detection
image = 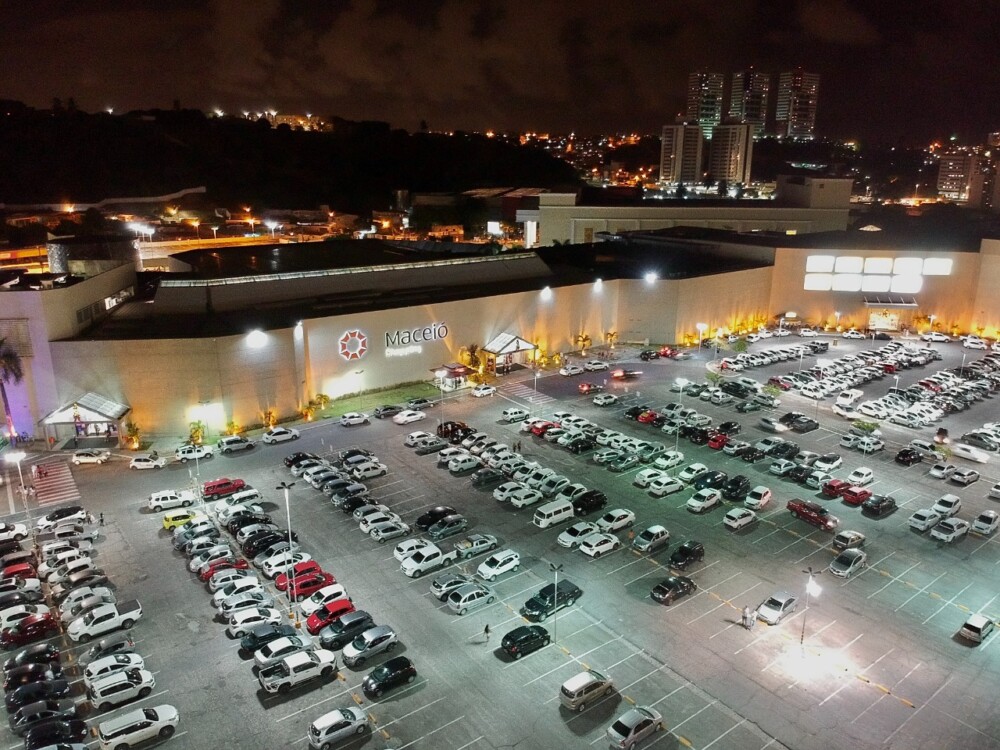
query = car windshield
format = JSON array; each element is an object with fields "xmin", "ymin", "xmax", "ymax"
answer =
[
  {"xmin": 764, "ymin": 597, "xmax": 782, "ymax": 609},
  {"xmin": 610, "ymin": 720, "xmax": 631, "ymax": 736}
]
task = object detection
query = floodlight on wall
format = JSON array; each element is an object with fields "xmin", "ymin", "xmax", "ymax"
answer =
[
  {"xmin": 246, "ymin": 329, "xmax": 268, "ymax": 348},
  {"xmin": 644, "ymin": 271, "xmax": 658, "ymax": 284},
  {"xmin": 540, "ymin": 286, "xmax": 553, "ymax": 301},
  {"xmin": 922, "ymin": 258, "xmax": 953, "ymax": 275},
  {"xmin": 593, "ymin": 278, "xmax": 603, "ymax": 292},
  {"xmin": 893, "ymin": 257, "xmax": 923, "ymax": 275},
  {"xmin": 832, "ymin": 274, "xmax": 863, "ymax": 291}
]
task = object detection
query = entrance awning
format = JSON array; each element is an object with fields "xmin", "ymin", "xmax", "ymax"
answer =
[
  {"xmin": 862, "ymin": 295, "xmax": 918, "ymax": 309},
  {"xmin": 482, "ymin": 332, "xmax": 537, "ymax": 356},
  {"xmin": 431, "ymin": 363, "xmax": 473, "ymax": 377},
  {"xmin": 41, "ymin": 392, "xmax": 131, "ymax": 425}
]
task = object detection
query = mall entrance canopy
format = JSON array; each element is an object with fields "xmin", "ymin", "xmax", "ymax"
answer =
[
  {"xmin": 482, "ymin": 332, "xmax": 538, "ymax": 374},
  {"xmin": 40, "ymin": 392, "xmax": 131, "ymax": 448},
  {"xmin": 432, "ymin": 363, "xmax": 474, "ymax": 392}
]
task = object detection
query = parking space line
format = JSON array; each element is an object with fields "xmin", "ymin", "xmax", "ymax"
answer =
[
  {"xmin": 604, "ymin": 554, "xmax": 650, "ymax": 575},
  {"xmin": 869, "ymin": 562, "xmax": 921, "ymax": 599},
  {"xmin": 883, "ymin": 675, "xmax": 952, "ymax": 744},
  {"xmin": 702, "ymin": 719, "xmax": 747, "ymax": 749},
  {"xmin": 892, "ymin": 571, "xmax": 945, "ymax": 610},
  {"xmin": 275, "ymin": 683, "xmax": 356, "ymax": 722},
  {"xmin": 525, "ymin": 637, "xmax": 622, "ymax": 685},
  {"xmin": 373, "ymin": 696, "xmax": 446, "ymax": 730},
  {"xmin": 453, "ymin": 737, "xmax": 486, "ymax": 750},
  {"xmin": 669, "ymin": 699, "xmax": 716, "ymax": 730},
  {"xmin": 821, "ymin": 646, "xmax": 895, "ymax": 706},
  {"xmin": 624, "ymin": 562, "xmax": 666, "ymax": 586},
  {"xmin": 687, "ymin": 582, "xmax": 761, "ymax": 625},
  {"xmin": 841, "ymin": 551, "xmax": 895, "ymax": 586},
  {"xmin": 921, "ymin": 582, "xmax": 972, "ymax": 624},
  {"xmin": 395, "ymin": 715, "xmax": 466, "ymax": 749}
]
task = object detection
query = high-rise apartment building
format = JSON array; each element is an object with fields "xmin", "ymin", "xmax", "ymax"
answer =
[
  {"xmin": 730, "ymin": 69, "xmax": 770, "ymax": 137},
  {"xmin": 660, "ymin": 123, "xmax": 704, "ymax": 183},
  {"xmin": 938, "ymin": 152, "xmax": 977, "ymax": 202},
  {"xmin": 686, "ymin": 71, "xmax": 725, "ymax": 140},
  {"xmin": 775, "ymin": 69, "xmax": 820, "ymax": 139},
  {"xmin": 709, "ymin": 123, "xmax": 754, "ymax": 185}
]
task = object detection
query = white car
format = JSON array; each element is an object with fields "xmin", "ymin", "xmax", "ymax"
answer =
[
  {"xmin": 509, "ymin": 488, "xmax": 544, "ymax": 508},
  {"xmin": 359, "ymin": 512, "xmax": 402, "ymax": 534},
  {"xmin": 448, "ymin": 455, "xmax": 480, "ymax": 474},
  {"xmin": 404, "ymin": 431, "xmax": 433, "ymax": 447},
  {"xmin": 596, "ymin": 508, "xmax": 636, "ymax": 532},
  {"xmin": 476, "ymin": 549, "xmax": 520, "ymax": 581},
  {"xmin": 299, "ymin": 585, "xmax": 351, "ymax": 618},
  {"xmin": 261, "ymin": 551, "xmax": 312, "ymax": 580},
  {"xmin": 964, "ymin": 339, "xmax": 987, "ymax": 350},
  {"xmin": 842, "ymin": 329, "xmax": 865, "ymax": 339},
  {"xmin": 931, "ymin": 494, "xmax": 962, "ymax": 517},
  {"xmin": 393, "ymin": 410, "xmax": 426, "ymax": 425},
  {"xmin": 856, "ymin": 437, "xmax": 885, "ymax": 453},
  {"xmin": 929, "ymin": 518, "xmax": 971, "ymax": 543},
  {"xmin": 352, "ymin": 461, "xmax": 388, "ymax": 480},
  {"xmin": 724, "ymin": 508, "xmax": 757, "ymax": 531},
  {"xmin": 219, "ymin": 590, "xmax": 275, "ymax": 618},
  {"xmin": 0, "ymin": 604, "xmax": 49, "ymax": 630},
  {"xmin": 84, "ymin": 653, "xmax": 146, "ymax": 684},
  {"xmin": 208, "ymin": 568, "xmax": 252, "ymax": 592},
  {"xmin": 557, "ymin": 522, "xmax": 599, "ymax": 548},
  {"xmin": 217, "ymin": 503, "xmax": 264, "ymax": 524},
  {"xmin": 579, "ymin": 533, "xmax": 621, "ymax": 558},
  {"xmin": 129, "ymin": 455, "xmax": 167, "ymax": 470},
  {"xmin": 799, "ymin": 328, "xmax": 818, "ymax": 337},
  {"xmin": 584, "ymin": 360, "xmax": 609, "ymax": 371},
  {"xmin": 829, "ymin": 548, "xmax": 868, "ymax": 578},
  {"xmin": 147, "ymin": 491, "xmax": 196, "ymax": 512},
  {"xmin": 211, "ymin": 577, "xmax": 263, "ymax": 608},
  {"xmin": 369, "ymin": 519, "xmax": 411, "ymax": 542},
  {"xmin": 493, "ymin": 482, "xmax": 525, "ymax": 502},
  {"xmin": 393, "ymin": 538, "xmax": 432, "ymax": 562},
  {"xmin": 921, "ymin": 332, "xmax": 951, "ymax": 342},
  {"xmin": 648, "ymin": 476, "xmax": 685, "ymax": 497},
  {"xmin": 990, "ymin": 482, "xmax": 1000, "ymax": 500},
  {"xmin": 57, "ymin": 585, "xmax": 111, "ymax": 612},
  {"xmin": 686, "ymin": 489, "xmax": 722, "ymax": 514},
  {"xmin": 972, "ymin": 510, "xmax": 999, "ymax": 535},
  {"xmin": 758, "ymin": 417, "xmax": 788, "ymax": 433},
  {"xmin": 72, "ymin": 449, "xmax": 111, "ymax": 465},
  {"xmin": 471, "ymin": 384, "xmax": 497, "ymax": 397},
  {"xmin": 559, "ymin": 365, "xmax": 584, "ymax": 376},
  {"xmin": 593, "ymin": 393, "xmax": 619, "ymax": 406},
  {"xmin": 261, "ymin": 426, "xmax": 300, "ymax": 443},
  {"xmin": 846, "ymin": 467, "xmax": 874, "ymax": 486},
  {"xmin": 813, "ymin": 454, "xmax": 843, "ymax": 472},
  {"xmin": 744, "ymin": 486, "xmax": 772, "ymax": 510},
  {"xmin": 0, "ymin": 522, "xmax": 28, "ymax": 542},
  {"xmin": 653, "ymin": 450, "xmax": 685, "ymax": 470},
  {"xmin": 226, "ymin": 607, "xmax": 283, "ymax": 637},
  {"xmin": 908, "ymin": 508, "xmax": 943, "ymax": 532},
  {"xmin": 340, "ymin": 412, "xmax": 370, "ymax": 426},
  {"xmin": 678, "ymin": 463, "xmax": 708, "ymax": 483},
  {"xmin": 633, "ymin": 468, "xmax": 666, "ymax": 488}
]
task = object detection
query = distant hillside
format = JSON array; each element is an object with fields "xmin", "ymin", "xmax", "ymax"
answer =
[{"xmin": 0, "ymin": 103, "xmax": 580, "ymax": 213}]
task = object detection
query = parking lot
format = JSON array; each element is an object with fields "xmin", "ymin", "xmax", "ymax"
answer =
[{"xmin": 4, "ymin": 333, "xmax": 1000, "ymax": 750}]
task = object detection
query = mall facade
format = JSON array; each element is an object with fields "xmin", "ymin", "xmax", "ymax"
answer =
[{"xmin": 2, "ymin": 193, "xmax": 1000, "ymax": 442}]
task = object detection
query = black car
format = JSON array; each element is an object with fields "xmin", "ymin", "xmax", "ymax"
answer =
[
  {"xmin": 862, "ymin": 494, "xmax": 898, "ymax": 518},
  {"xmin": 406, "ymin": 397, "xmax": 435, "ymax": 410},
  {"xmin": 0, "ymin": 540, "xmax": 23, "ymax": 557},
  {"xmin": 341, "ymin": 495, "xmax": 373, "ymax": 514},
  {"xmin": 611, "ymin": 369, "xmax": 641, "ymax": 380},
  {"xmin": 873, "ymin": 332, "xmax": 892, "ymax": 340},
  {"xmin": 572, "ymin": 490, "xmax": 608, "ymax": 516},
  {"xmin": 741, "ymin": 447, "xmax": 766, "ymax": 463},
  {"xmin": 415, "ymin": 506, "xmax": 458, "ymax": 531},
  {"xmin": 81, "ymin": 633, "xmax": 135, "ymax": 665},
  {"xmin": 787, "ymin": 465, "xmax": 812, "ymax": 484},
  {"xmin": 284, "ymin": 451, "xmax": 319, "ymax": 469},
  {"xmin": 436, "ymin": 420, "xmax": 468, "ymax": 438},
  {"xmin": 4, "ymin": 644, "xmax": 60, "ymax": 675},
  {"xmin": 228, "ymin": 514, "xmax": 272, "ymax": 534},
  {"xmin": 720, "ymin": 381, "xmax": 750, "ymax": 398},
  {"xmin": 791, "ymin": 417, "xmax": 820, "ymax": 433},
  {"xmin": 722, "ymin": 475, "xmax": 751, "ymax": 501},
  {"xmin": 670, "ymin": 540, "xmax": 705, "ymax": 570},
  {"xmin": 894, "ymin": 448, "xmax": 923, "ymax": 466},
  {"xmin": 0, "ymin": 593, "xmax": 28, "ymax": 618},
  {"xmin": 472, "ymin": 468, "xmax": 505, "ymax": 488},
  {"xmin": 684, "ymin": 383, "xmax": 707, "ymax": 396},
  {"xmin": 779, "ymin": 412, "xmax": 805, "ymax": 426},
  {"xmin": 692, "ymin": 470, "xmax": 727, "ymax": 490},
  {"xmin": 688, "ymin": 428, "xmax": 712, "ymax": 445},
  {"xmin": 735, "ymin": 400, "xmax": 762, "ymax": 413},
  {"xmin": 648, "ymin": 414, "xmax": 667, "ymax": 428},
  {"xmin": 771, "ymin": 442, "xmax": 800, "ymax": 459},
  {"xmin": 650, "ymin": 576, "xmax": 696, "ymax": 605},
  {"xmin": 677, "ymin": 425, "xmax": 697, "ymax": 440},
  {"xmin": 362, "ymin": 656, "xmax": 417, "ymax": 698},
  {"xmin": 243, "ymin": 533, "xmax": 287, "ymax": 557},
  {"xmin": 9, "ymin": 700, "xmax": 77, "ymax": 737},
  {"xmin": 500, "ymin": 625, "xmax": 550, "ymax": 660},
  {"xmin": 225, "ymin": 509, "xmax": 269, "ymax": 529},
  {"xmin": 519, "ymin": 580, "xmax": 582, "ymax": 621},
  {"xmin": 4, "ymin": 663, "xmax": 63, "ymax": 692},
  {"xmin": 239, "ymin": 623, "xmax": 297, "ymax": 654},
  {"xmin": 717, "ymin": 421, "xmax": 742, "ymax": 436},
  {"xmin": 22, "ymin": 717, "xmax": 87, "ymax": 750},
  {"xmin": 318, "ymin": 610, "xmax": 375, "ymax": 650},
  {"xmin": 450, "ymin": 426, "xmax": 477, "ymax": 445},
  {"xmin": 623, "ymin": 405, "xmax": 652, "ymax": 420},
  {"xmin": 4, "ymin": 679, "xmax": 71, "ymax": 713},
  {"xmin": 567, "ymin": 437, "xmax": 595, "ymax": 454},
  {"xmin": 373, "ymin": 405, "xmax": 403, "ymax": 419},
  {"xmin": 37, "ymin": 506, "xmax": 85, "ymax": 527},
  {"xmin": 639, "ymin": 350, "xmax": 660, "ymax": 361},
  {"xmin": 320, "ymin": 478, "xmax": 353, "ymax": 497}
]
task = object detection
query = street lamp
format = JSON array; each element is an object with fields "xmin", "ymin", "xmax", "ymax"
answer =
[
  {"xmin": 696, "ymin": 323, "xmax": 707, "ymax": 350},
  {"xmin": 211, "ymin": 226, "xmax": 219, "ymax": 241},
  {"xmin": 800, "ymin": 567, "xmax": 822, "ymax": 648},
  {"xmin": 265, "ymin": 220, "xmax": 278, "ymax": 238},
  {"xmin": 354, "ymin": 370, "xmax": 365, "ymax": 413},
  {"xmin": 435, "ymin": 369, "xmax": 447, "ymax": 425},
  {"xmin": 778, "ymin": 317, "xmax": 785, "ymax": 335},
  {"xmin": 549, "ymin": 562, "xmax": 564, "ymax": 644},
  {"xmin": 191, "ymin": 220, "xmax": 200, "ymax": 239},
  {"xmin": 276, "ymin": 481, "xmax": 300, "ymax": 626},
  {"xmin": 928, "ymin": 314, "xmax": 937, "ymax": 330},
  {"xmin": 4, "ymin": 452, "xmax": 26, "ymax": 506},
  {"xmin": 834, "ymin": 311, "xmax": 841, "ymax": 330}
]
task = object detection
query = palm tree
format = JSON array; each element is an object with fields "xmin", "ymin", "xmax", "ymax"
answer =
[{"xmin": 0, "ymin": 338, "xmax": 24, "ymax": 440}]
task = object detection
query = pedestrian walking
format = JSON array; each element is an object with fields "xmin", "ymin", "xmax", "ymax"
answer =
[
  {"xmin": 627, "ymin": 528, "xmax": 636, "ymax": 543},
  {"xmin": 484, "ymin": 624, "xmax": 490, "ymax": 642},
  {"xmin": 99, "ymin": 513, "xmax": 105, "ymax": 527},
  {"xmin": 86, "ymin": 511, "xmax": 95, "ymax": 525},
  {"xmin": 741, "ymin": 605, "xmax": 752, "ymax": 630},
  {"xmin": 748, "ymin": 610, "xmax": 757, "ymax": 631}
]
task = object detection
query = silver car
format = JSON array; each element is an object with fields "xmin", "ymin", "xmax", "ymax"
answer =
[
  {"xmin": 756, "ymin": 591, "xmax": 799, "ymax": 625},
  {"xmin": 253, "ymin": 635, "xmax": 315, "ymax": 670},
  {"xmin": 606, "ymin": 706, "xmax": 664, "ymax": 748},
  {"xmin": 342, "ymin": 624, "xmax": 399, "ymax": 668}
]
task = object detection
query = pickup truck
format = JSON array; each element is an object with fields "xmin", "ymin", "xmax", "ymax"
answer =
[
  {"xmin": 451, "ymin": 534, "xmax": 498, "ymax": 560},
  {"xmin": 400, "ymin": 543, "xmax": 459, "ymax": 578},
  {"xmin": 175, "ymin": 444, "xmax": 214, "ymax": 462},
  {"xmin": 257, "ymin": 649, "xmax": 337, "ymax": 693},
  {"xmin": 786, "ymin": 499, "xmax": 839, "ymax": 531},
  {"xmin": 66, "ymin": 600, "xmax": 142, "ymax": 642}
]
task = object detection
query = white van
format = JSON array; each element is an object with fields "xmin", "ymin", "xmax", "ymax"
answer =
[
  {"xmin": 835, "ymin": 389, "xmax": 864, "ymax": 408},
  {"xmin": 532, "ymin": 499, "xmax": 574, "ymax": 528}
]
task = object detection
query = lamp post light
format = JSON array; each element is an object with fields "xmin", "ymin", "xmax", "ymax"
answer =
[
  {"xmin": 834, "ymin": 311, "xmax": 841, "ymax": 331},
  {"xmin": 211, "ymin": 226, "xmax": 219, "ymax": 241},
  {"xmin": 265, "ymin": 220, "xmax": 278, "ymax": 238},
  {"xmin": 696, "ymin": 323, "xmax": 707, "ymax": 350},
  {"xmin": 800, "ymin": 567, "xmax": 822, "ymax": 648},
  {"xmin": 192, "ymin": 220, "xmax": 200, "ymax": 239},
  {"xmin": 4, "ymin": 452, "xmax": 27, "ymax": 509},
  {"xmin": 276, "ymin": 481, "xmax": 299, "ymax": 626},
  {"xmin": 929, "ymin": 314, "xmax": 937, "ymax": 331},
  {"xmin": 778, "ymin": 317, "xmax": 785, "ymax": 335},
  {"xmin": 435, "ymin": 369, "xmax": 447, "ymax": 425},
  {"xmin": 549, "ymin": 562, "xmax": 564, "ymax": 644},
  {"xmin": 353, "ymin": 370, "xmax": 365, "ymax": 413}
]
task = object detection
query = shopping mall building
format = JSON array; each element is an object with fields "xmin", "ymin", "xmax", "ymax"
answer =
[{"xmin": 2, "ymin": 177, "xmax": 999, "ymax": 442}]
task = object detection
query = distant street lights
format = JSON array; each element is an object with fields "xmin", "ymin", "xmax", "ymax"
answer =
[{"xmin": 265, "ymin": 220, "xmax": 279, "ymax": 239}]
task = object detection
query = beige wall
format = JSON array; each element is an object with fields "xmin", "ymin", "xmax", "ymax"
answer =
[{"xmin": 972, "ymin": 240, "xmax": 1000, "ymax": 339}]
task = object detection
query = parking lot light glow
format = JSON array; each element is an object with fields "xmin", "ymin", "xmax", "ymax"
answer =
[
  {"xmin": 540, "ymin": 286, "xmax": 553, "ymax": 301},
  {"xmin": 644, "ymin": 271, "xmax": 658, "ymax": 284},
  {"xmin": 246, "ymin": 329, "xmax": 267, "ymax": 348},
  {"xmin": 593, "ymin": 278, "xmax": 603, "ymax": 292}
]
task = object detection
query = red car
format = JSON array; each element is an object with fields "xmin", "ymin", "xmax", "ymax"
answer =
[
  {"xmin": 274, "ymin": 560, "xmax": 323, "ymax": 590},
  {"xmin": 201, "ymin": 477, "xmax": 246, "ymax": 498},
  {"xmin": 0, "ymin": 614, "xmax": 58, "ymax": 649},
  {"xmin": 637, "ymin": 411, "xmax": 658, "ymax": 424},
  {"xmin": 1, "ymin": 563, "xmax": 35, "ymax": 581},
  {"xmin": 767, "ymin": 376, "xmax": 792, "ymax": 391},
  {"xmin": 197, "ymin": 557, "xmax": 249, "ymax": 582},
  {"xmin": 305, "ymin": 598, "xmax": 356, "ymax": 635},
  {"xmin": 658, "ymin": 346, "xmax": 676, "ymax": 358},
  {"xmin": 283, "ymin": 571, "xmax": 335, "ymax": 602},
  {"xmin": 841, "ymin": 486, "xmax": 873, "ymax": 506},
  {"xmin": 530, "ymin": 421, "xmax": 558, "ymax": 437},
  {"xmin": 822, "ymin": 479, "xmax": 850, "ymax": 498},
  {"xmin": 707, "ymin": 433, "xmax": 729, "ymax": 450},
  {"xmin": 577, "ymin": 382, "xmax": 603, "ymax": 394}
]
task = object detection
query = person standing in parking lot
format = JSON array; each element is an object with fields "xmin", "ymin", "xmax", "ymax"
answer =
[
  {"xmin": 742, "ymin": 606, "xmax": 753, "ymax": 630},
  {"xmin": 483, "ymin": 624, "xmax": 490, "ymax": 642}
]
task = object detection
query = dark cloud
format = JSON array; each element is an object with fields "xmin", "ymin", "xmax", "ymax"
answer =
[{"xmin": 0, "ymin": 0, "xmax": 996, "ymax": 143}]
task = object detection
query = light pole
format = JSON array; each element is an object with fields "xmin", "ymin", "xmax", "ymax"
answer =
[
  {"xmin": 834, "ymin": 311, "xmax": 841, "ymax": 331},
  {"xmin": 532, "ymin": 366, "xmax": 539, "ymax": 404},
  {"xmin": 696, "ymin": 323, "xmax": 707, "ymax": 350},
  {"xmin": 192, "ymin": 220, "xmax": 200, "ymax": 239},
  {"xmin": 778, "ymin": 317, "xmax": 785, "ymax": 335},
  {"xmin": 4, "ymin": 452, "xmax": 27, "ymax": 516},
  {"xmin": 800, "ymin": 567, "xmax": 822, "ymax": 648},
  {"xmin": 354, "ymin": 370, "xmax": 365, "ymax": 413},
  {"xmin": 277, "ymin": 481, "xmax": 300, "ymax": 627},
  {"xmin": 549, "ymin": 562, "xmax": 563, "ymax": 644},
  {"xmin": 435, "ymin": 369, "xmax": 447, "ymax": 426},
  {"xmin": 929, "ymin": 314, "xmax": 936, "ymax": 331},
  {"xmin": 265, "ymin": 220, "xmax": 278, "ymax": 238}
]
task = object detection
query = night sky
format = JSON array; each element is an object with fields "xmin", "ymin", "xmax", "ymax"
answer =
[{"xmin": 2, "ymin": 0, "xmax": 997, "ymax": 144}]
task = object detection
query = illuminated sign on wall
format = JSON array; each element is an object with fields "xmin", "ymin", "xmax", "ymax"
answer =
[
  {"xmin": 385, "ymin": 322, "xmax": 448, "ymax": 348},
  {"xmin": 803, "ymin": 255, "xmax": 952, "ymax": 293},
  {"xmin": 339, "ymin": 330, "xmax": 368, "ymax": 360}
]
